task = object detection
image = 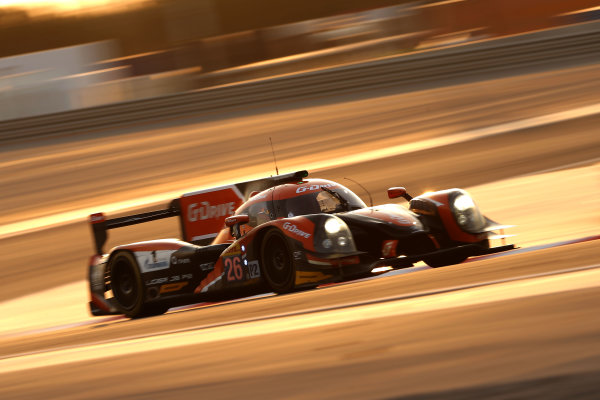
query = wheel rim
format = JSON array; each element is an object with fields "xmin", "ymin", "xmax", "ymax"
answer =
[
  {"xmin": 265, "ymin": 235, "xmax": 292, "ymax": 287},
  {"xmin": 112, "ymin": 261, "xmax": 138, "ymax": 310}
]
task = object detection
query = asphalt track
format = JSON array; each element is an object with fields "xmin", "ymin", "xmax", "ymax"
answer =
[{"xmin": 0, "ymin": 62, "xmax": 599, "ymax": 399}]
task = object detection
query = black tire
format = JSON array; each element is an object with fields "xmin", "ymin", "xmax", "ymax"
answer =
[
  {"xmin": 136, "ymin": 304, "xmax": 170, "ymax": 318},
  {"xmin": 260, "ymin": 229, "xmax": 296, "ymax": 293},
  {"xmin": 109, "ymin": 252, "xmax": 168, "ymax": 318},
  {"xmin": 423, "ymin": 253, "xmax": 468, "ymax": 268}
]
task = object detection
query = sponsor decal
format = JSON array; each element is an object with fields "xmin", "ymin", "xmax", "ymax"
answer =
[
  {"xmin": 248, "ymin": 260, "xmax": 260, "ymax": 279},
  {"xmin": 382, "ymin": 240, "xmax": 398, "ymax": 257},
  {"xmin": 146, "ymin": 273, "xmax": 193, "ymax": 286},
  {"xmin": 389, "ymin": 214, "xmax": 418, "ymax": 226},
  {"xmin": 188, "ymin": 201, "xmax": 237, "ymax": 222},
  {"xmin": 146, "ymin": 277, "xmax": 168, "ymax": 286},
  {"xmin": 295, "ymin": 183, "xmax": 337, "ymax": 194},
  {"xmin": 180, "ymin": 186, "xmax": 245, "ymax": 243},
  {"xmin": 159, "ymin": 282, "xmax": 189, "ymax": 294},
  {"xmin": 293, "ymin": 251, "xmax": 304, "ymax": 260},
  {"xmin": 295, "ymin": 271, "xmax": 333, "ymax": 285},
  {"xmin": 283, "ymin": 222, "xmax": 311, "ymax": 238},
  {"xmin": 199, "ymin": 262, "xmax": 215, "ymax": 271},
  {"xmin": 137, "ymin": 250, "xmax": 175, "ymax": 273},
  {"xmin": 224, "ymin": 255, "xmax": 244, "ymax": 282},
  {"xmin": 171, "ymin": 256, "xmax": 191, "ymax": 265}
]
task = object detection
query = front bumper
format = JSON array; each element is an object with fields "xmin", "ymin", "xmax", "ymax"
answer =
[{"xmin": 371, "ymin": 243, "xmax": 517, "ymax": 269}]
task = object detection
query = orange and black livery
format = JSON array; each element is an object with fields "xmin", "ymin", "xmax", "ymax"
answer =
[{"xmin": 87, "ymin": 170, "xmax": 515, "ymax": 318}]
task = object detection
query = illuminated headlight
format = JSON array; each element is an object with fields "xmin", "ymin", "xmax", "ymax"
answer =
[
  {"xmin": 324, "ymin": 218, "xmax": 343, "ymax": 234},
  {"xmin": 337, "ymin": 236, "xmax": 348, "ymax": 247},
  {"xmin": 450, "ymin": 191, "xmax": 486, "ymax": 232},
  {"xmin": 453, "ymin": 194, "xmax": 475, "ymax": 212},
  {"xmin": 315, "ymin": 216, "xmax": 357, "ymax": 254}
]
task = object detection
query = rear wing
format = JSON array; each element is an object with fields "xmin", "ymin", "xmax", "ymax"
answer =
[{"xmin": 89, "ymin": 170, "xmax": 308, "ymax": 254}]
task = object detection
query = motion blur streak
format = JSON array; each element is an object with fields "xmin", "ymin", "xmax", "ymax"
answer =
[
  {"xmin": 304, "ymin": 103, "xmax": 600, "ymax": 171},
  {"xmin": 1, "ymin": 267, "xmax": 598, "ymax": 375},
  {"xmin": 0, "ymin": 103, "xmax": 597, "ymax": 240}
]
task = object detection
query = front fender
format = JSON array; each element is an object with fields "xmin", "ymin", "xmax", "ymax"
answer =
[{"xmin": 409, "ymin": 189, "xmax": 504, "ymax": 244}]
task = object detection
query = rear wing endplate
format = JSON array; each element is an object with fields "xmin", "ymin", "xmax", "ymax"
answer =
[{"xmin": 89, "ymin": 200, "xmax": 180, "ymax": 255}]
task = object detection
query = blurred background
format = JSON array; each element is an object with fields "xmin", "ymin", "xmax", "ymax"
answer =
[
  {"xmin": 1, "ymin": 1, "xmax": 600, "ymax": 398},
  {"xmin": 1, "ymin": 0, "xmax": 598, "ymax": 120}
]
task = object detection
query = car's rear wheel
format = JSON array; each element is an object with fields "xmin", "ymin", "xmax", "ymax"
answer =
[
  {"xmin": 261, "ymin": 230, "xmax": 295, "ymax": 293},
  {"xmin": 109, "ymin": 252, "xmax": 167, "ymax": 318}
]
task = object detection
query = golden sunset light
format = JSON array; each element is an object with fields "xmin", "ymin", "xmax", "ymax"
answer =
[{"xmin": 0, "ymin": 0, "xmax": 152, "ymax": 14}]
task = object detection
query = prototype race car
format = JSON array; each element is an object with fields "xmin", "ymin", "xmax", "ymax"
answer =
[{"xmin": 88, "ymin": 170, "xmax": 515, "ymax": 318}]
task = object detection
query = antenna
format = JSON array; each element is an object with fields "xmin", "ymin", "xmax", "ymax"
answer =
[
  {"xmin": 269, "ymin": 137, "xmax": 279, "ymax": 176},
  {"xmin": 344, "ymin": 177, "xmax": 373, "ymax": 208}
]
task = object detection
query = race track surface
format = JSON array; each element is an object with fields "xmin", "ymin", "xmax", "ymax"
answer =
[
  {"xmin": 1, "ymin": 241, "xmax": 599, "ymax": 399},
  {"xmin": 0, "ymin": 61, "xmax": 599, "ymax": 399}
]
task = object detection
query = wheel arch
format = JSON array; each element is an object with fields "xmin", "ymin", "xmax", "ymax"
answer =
[
  {"xmin": 105, "ymin": 249, "xmax": 169, "ymax": 318},
  {"xmin": 251, "ymin": 223, "xmax": 298, "ymax": 267},
  {"xmin": 105, "ymin": 249, "xmax": 138, "ymax": 279},
  {"xmin": 257, "ymin": 226, "xmax": 297, "ymax": 293}
]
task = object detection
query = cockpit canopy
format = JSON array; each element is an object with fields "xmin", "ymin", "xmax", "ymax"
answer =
[
  {"xmin": 276, "ymin": 183, "xmax": 366, "ymax": 217},
  {"xmin": 232, "ymin": 179, "xmax": 366, "ymax": 230}
]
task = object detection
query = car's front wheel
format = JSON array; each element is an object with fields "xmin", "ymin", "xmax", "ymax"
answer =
[{"xmin": 260, "ymin": 230, "xmax": 295, "ymax": 293}]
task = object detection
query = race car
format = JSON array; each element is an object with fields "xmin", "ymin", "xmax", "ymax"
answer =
[{"xmin": 87, "ymin": 170, "xmax": 515, "ymax": 318}]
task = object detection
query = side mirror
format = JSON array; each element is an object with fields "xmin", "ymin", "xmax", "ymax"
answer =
[
  {"xmin": 225, "ymin": 214, "xmax": 250, "ymax": 239},
  {"xmin": 387, "ymin": 187, "xmax": 413, "ymax": 201},
  {"xmin": 225, "ymin": 215, "xmax": 249, "ymax": 227}
]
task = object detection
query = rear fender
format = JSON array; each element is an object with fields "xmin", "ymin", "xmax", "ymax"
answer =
[
  {"xmin": 88, "ymin": 254, "xmax": 118, "ymax": 316},
  {"xmin": 104, "ymin": 240, "xmax": 196, "ymax": 305}
]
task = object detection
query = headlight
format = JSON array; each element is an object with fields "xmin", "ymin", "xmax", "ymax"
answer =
[
  {"xmin": 450, "ymin": 191, "xmax": 486, "ymax": 233},
  {"xmin": 337, "ymin": 236, "xmax": 348, "ymax": 247},
  {"xmin": 315, "ymin": 216, "xmax": 356, "ymax": 254},
  {"xmin": 453, "ymin": 194, "xmax": 475, "ymax": 212},
  {"xmin": 324, "ymin": 218, "xmax": 343, "ymax": 234}
]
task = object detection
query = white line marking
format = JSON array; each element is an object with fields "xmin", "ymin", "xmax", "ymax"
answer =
[
  {"xmin": 1, "ymin": 103, "xmax": 598, "ymax": 240},
  {"xmin": 1, "ymin": 267, "xmax": 598, "ymax": 374}
]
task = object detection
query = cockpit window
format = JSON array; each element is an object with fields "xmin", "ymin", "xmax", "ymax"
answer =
[
  {"xmin": 237, "ymin": 200, "xmax": 274, "ymax": 228},
  {"xmin": 277, "ymin": 186, "xmax": 366, "ymax": 217}
]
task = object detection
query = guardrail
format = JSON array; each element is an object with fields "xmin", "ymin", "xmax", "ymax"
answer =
[{"xmin": 1, "ymin": 21, "xmax": 598, "ymax": 143}]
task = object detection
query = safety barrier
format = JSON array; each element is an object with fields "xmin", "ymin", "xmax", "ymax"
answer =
[{"xmin": 1, "ymin": 21, "xmax": 598, "ymax": 143}]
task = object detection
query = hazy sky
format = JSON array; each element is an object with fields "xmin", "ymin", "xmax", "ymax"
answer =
[{"xmin": 0, "ymin": 0, "xmax": 152, "ymax": 14}]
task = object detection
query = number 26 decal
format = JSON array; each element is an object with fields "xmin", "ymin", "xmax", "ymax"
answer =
[{"xmin": 224, "ymin": 255, "xmax": 244, "ymax": 281}]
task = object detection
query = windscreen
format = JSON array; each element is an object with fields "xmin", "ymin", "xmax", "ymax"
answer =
[{"xmin": 278, "ymin": 187, "xmax": 366, "ymax": 217}]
